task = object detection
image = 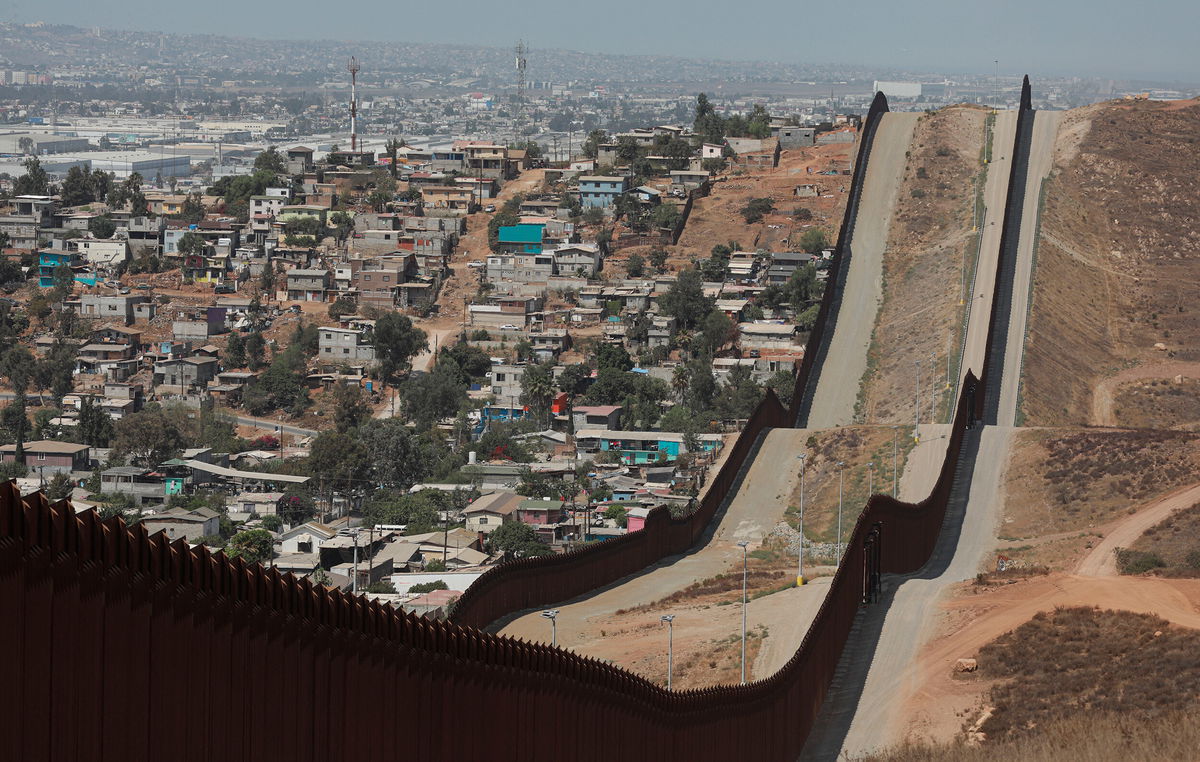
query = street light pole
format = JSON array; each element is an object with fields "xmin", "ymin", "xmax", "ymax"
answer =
[
  {"xmin": 836, "ymin": 461, "xmax": 845, "ymax": 565},
  {"xmin": 892, "ymin": 428, "xmax": 899, "ymax": 496},
  {"xmin": 867, "ymin": 461, "xmax": 874, "ymax": 497},
  {"xmin": 351, "ymin": 528, "xmax": 360, "ymax": 595},
  {"xmin": 797, "ymin": 453, "xmax": 806, "ymax": 585},
  {"xmin": 737, "ymin": 540, "xmax": 749, "ymax": 685},
  {"xmin": 660, "ymin": 615, "xmax": 675, "ymax": 690},
  {"xmin": 541, "ymin": 609, "xmax": 558, "ymax": 647}
]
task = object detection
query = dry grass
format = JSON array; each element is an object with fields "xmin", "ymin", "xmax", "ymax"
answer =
[
  {"xmin": 1124, "ymin": 501, "xmax": 1200, "ymax": 577},
  {"xmin": 785, "ymin": 426, "xmax": 916, "ymax": 549},
  {"xmin": 858, "ymin": 105, "xmax": 987, "ymax": 424},
  {"xmin": 1112, "ymin": 376, "xmax": 1200, "ymax": 429},
  {"xmin": 860, "ymin": 708, "xmax": 1200, "ymax": 762},
  {"xmin": 1003, "ymin": 427, "xmax": 1200, "ymax": 539},
  {"xmin": 1021, "ymin": 99, "xmax": 1200, "ymax": 426}
]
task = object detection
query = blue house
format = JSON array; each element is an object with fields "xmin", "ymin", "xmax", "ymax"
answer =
[
  {"xmin": 38, "ymin": 249, "xmax": 96, "ymax": 288},
  {"xmin": 579, "ymin": 175, "xmax": 630, "ymax": 209},
  {"xmin": 496, "ymin": 224, "xmax": 545, "ymax": 254},
  {"xmin": 576, "ymin": 429, "xmax": 723, "ymax": 465}
]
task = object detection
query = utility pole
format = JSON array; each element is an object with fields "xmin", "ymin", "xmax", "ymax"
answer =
[
  {"xmin": 348, "ymin": 57, "xmax": 360, "ymax": 153},
  {"xmin": 836, "ymin": 462, "xmax": 845, "ymax": 564},
  {"xmin": 797, "ymin": 453, "xmax": 806, "ymax": 584},
  {"xmin": 892, "ymin": 428, "xmax": 899, "ymax": 496}
]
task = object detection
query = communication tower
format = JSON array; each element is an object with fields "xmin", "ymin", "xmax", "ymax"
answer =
[
  {"xmin": 348, "ymin": 57, "xmax": 361, "ymax": 153},
  {"xmin": 515, "ymin": 41, "xmax": 528, "ymax": 138}
]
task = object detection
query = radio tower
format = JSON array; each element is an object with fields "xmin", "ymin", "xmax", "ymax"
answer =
[
  {"xmin": 348, "ymin": 57, "xmax": 360, "ymax": 153},
  {"xmin": 514, "ymin": 41, "xmax": 528, "ymax": 140}
]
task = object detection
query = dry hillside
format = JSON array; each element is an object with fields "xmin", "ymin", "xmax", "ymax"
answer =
[
  {"xmin": 1020, "ymin": 98, "xmax": 1200, "ymax": 426},
  {"xmin": 858, "ymin": 105, "xmax": 988, "ymax": 424}
]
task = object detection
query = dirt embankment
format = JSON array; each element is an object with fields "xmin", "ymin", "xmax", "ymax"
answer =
[
  {"xmin": 857, "ymin": 106, "xmax": 987, "ymax": 424},
  {"xmin": 1021, "ymin": 98, "xmax": 1200, "ymax": 426}
]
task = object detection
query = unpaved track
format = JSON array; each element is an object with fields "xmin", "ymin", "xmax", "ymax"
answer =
[
  {"xmin": 998, "ymin": 111, "xmax": 1061, "ymax": 426},
  {"xmin": 959, "ymin": 111, "xmax": 1016, "ymax": 385},
  {"xmin": 808, "ymin": 113, "xmax": 918, "ymax": 429},
  {"xmin": 498, "ymin": 429, "xmax": 812, "ymax": 654},
  {"xmin": 1077, "ymin": 481, "xmax": 1200, "ymax": 577}
]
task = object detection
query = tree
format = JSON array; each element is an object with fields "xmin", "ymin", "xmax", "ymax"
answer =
[
  {"xmin": 113, "ymin": 407, "xmax": 188, "ymax": 467},
  {"xmin": 253, "ymin": 147, "xmax": 286, "ymax": 175},
  {"xmin": 225, "ymin": 332, "xmax": 247, "ymax": 368},
  {"xmin": 177, "ymin": 192, "xmax": 206, "ymax": 223},
  {"xmin": 520, "ymin": 363, "xmax": 555, "ymax": 427},
  {"xmin": 798, "ymin": 228, "xmax": 829, "ymax": 254},
  {"xmin": 46, "ymin": 472, "xmax": 73, "ymax": 501},
  {"xmin": 60, "ymin": 165, "xmax": 95, "ymax": 206},
  {"xmin": 713, "ymin": 365, "xmax": 764, "ymax": 420},
  {"xmin": 385, "ymin": 137, "xmax": 405, "ymax": 178},
  {"xmin": 362, "ymin": 489, "xmax": 442, "ymax": 533},
  {"xmin": 276, "ymin": 491, "xmax": 316, "ymax": 525},
  {"xmin": 330, "ymin": 210, "xmax": 354, "ymax": 245},
  {"xmin": 649, "ymin": 247, "xmax": 669, "ymax": 273},
  {"xmin": 0, "ymin": 395, "xmax": 29, "ymax": 453},
  {"xmin": 308, "ymin": 431, "xmax": 370, "ymax": 494},
  {"xmin": 51, "ymin": 264, "xmax": 75, "ymax": 300},
  {"xmin": 658, "ymin": 268, "xmax": 714, "ymax": 330},
  {"xmin": 604, "ymin": 504, "xmax": 629, "ymax": 528},
  {"xmin": 259, "ymin": 514, "xmax": 283, "ymax": 532},
  {"xmin": 486, "ymin": 521, "xmax": 552, "ymax": 557},
  {"xmin": 556, "ymin": 363, "xmax": 592, "ymax": 396},
  {"xmin": 741, "ymin": 197, "xmax": 775, "ymax": 224},
  {"xmin": 697, "ymin": 310, "xmax": 736, "ymax": 357},
  {"xmin": 651, "ymin": 204, "xmax": 681, "ymax": 231},
  {"xmin": 37, "ymin": 339, "xmax": 76, "ymax": 402},
  {"xmin": 244, "ymin": 331, "xmax": 266, "ymax": 371},
  {"xmin": 0, "ymin": 346, "xmax": 35, "ymax": 394},
  {"xmin": 176, "ymin": 231, "xmax": 206, "ymax": 258},
  {"xmin": 595, "ymin": 343, "xmax": 633, "ymax": 372},
  {"xmin": 88, "ymin": 215, "xmax": 116, "ymax": 240},
  {"xmin": 328, "ymin": 295, "xmax": 357, "ymax": 320},
  {"xmin": 399, "ymin": 364, "xmax": 466, "ymax": 432},
  {"xmin": 78, "ymin": 396, "xmax": 114, "ymax": 447},
  {"xmin": 408, "ymin": 580, "xmax": 448, "ymax": 594},
  {"xmin": 13, "ymin": 157, "xmax": 49, "ymax": 196},
  {"xmin": 626, "ymin": 252, "xmax": 645, "ymax": 278},
  {"xmin": 787, "ymin": 263, "xmax": 820, "ymax": 308},
  {"xmin": 258, "ymin": 344, "xmax": 309, "ymax": 414},
  {"xmin": 372, "ymin": 312, "xmax": 428, "ymax": 382},
  {"xmin": 582, "ymin": 129, "xmax": 607, "ymax": 160},
  {"xmin": 357, "ymin": 418, "xmax": 431, "ymax": 490},
  {"xmin": 226, "ymin": 529, "xmax": 273, "ymax": 565},
  {"xmin": 332, "ymin": 383, "xmax": 370, "ymax": 433}
]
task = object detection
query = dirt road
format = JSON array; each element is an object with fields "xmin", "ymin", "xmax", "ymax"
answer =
[
  {"xmin": 807, "ymin": 113, "xmax": 918, "ymax": 429},
  {"xmin": 1076, "ymin": 480, "xmax": 1200, "ymax": 577},
  {"xmin": 999, "ymin": 111, "xmax": 1061, "ymax": 426},
  {"xmin": 497, "ymin": 429, "xmax": 816, "ymax": 671},
  {"xmin": 899, "ymin": 572, "xmax": 1200, "ymax": 745}
]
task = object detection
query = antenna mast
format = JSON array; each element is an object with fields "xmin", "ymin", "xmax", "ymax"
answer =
[
  {"xmin": 515, "ymin": 41, "xmax": 527, "ymax": 142},
  {"xmin": 348, "ymin": 57, "xmax": 361, "ymax": 153}
]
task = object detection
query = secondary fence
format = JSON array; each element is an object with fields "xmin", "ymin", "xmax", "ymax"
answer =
[{"xmin": 0, "ymin": 79, "xmax": 1036, "ymax": 761}]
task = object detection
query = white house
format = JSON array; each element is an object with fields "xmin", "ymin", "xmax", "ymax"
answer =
[{"xmin": 279, "ymin": 522, "xmax": 338, "ymax": 554}]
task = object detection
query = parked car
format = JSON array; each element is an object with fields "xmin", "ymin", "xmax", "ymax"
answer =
[
  {"xmin": 499, "ymin": 324, "xmax": 519, "ymax": 331},
  {"xmin": 484, "ymin": 204, "xmax": 496, "ymax": 213}
]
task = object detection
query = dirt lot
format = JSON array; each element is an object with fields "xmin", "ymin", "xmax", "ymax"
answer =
[
  {"xmin": 608, "ymin": 140, "xmax": 854, "ymax": 274},
  {"xmin": 1020, "ymin": 98, "xmax": 1200, "ymax": 426},
  {"xmin": 857, "ymin": 106, "xmax": 988, "ymax": 424}
]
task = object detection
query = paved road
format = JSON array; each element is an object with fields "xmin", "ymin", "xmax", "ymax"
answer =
[
  {"xmin": 497, "ymin": 429, "xmax": 815, "ymax": 657},
  {"xmin": 959, "ymin": 111, "xmax": 1017, "ymax": 386},
  {"xmin": 997, "ymin": 110, "xmax": 1061, "ymax": 426},
  {"xmin": 808, "ymin": 113, "xmax": 918, "ymax": 429},
  {"xmin": 225, "ymin": 412, "xmax": 319, "ymax": 438}
]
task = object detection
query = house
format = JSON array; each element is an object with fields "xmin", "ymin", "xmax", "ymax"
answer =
[
  {"xmin": 318, "ymin": 327, "xmax": 377, "ymax": 367},
  {"xmin": 495, "ymin": 224, "xmax": 545, "ymax": 255},
  {"xmin": 249, "ymin": 195, "xmax": 287, "ymax": 218},
  {"xmin": 0, "ymin": 440, "xmax": 91, "ymax": 474},
  {"xmin": 286, "ymin": 269, "xmax": 330, "ymax": 302},
  {"xmin": 486, "ymin": 251, "xmax": 555, "ymax": 284},
  {"xmin": 463, "ymin": 491, "xmax": 525, "ymax": 534},
  {"xmin": 229, "ymin": 492, "xmax": 284, "ymax": 517},
  {"xmin": 280, "ymin": 522, "xmax": 338, "ymax": 554},
  {"xmin": 37, "ymin": 248, "xmax": 87, "ymax": 288},
  {"xmin": 774, "ymin": 126, "xmax": 816, "ymax": 147},
  {"xmin": 420, "ymin": 185, "xmax": 474, "ymax": 215},
  {"xmin": 738, "ymin": 322, "xmax": 800, "ymax": 350},
  {"xmin": 489, "ymin": 364, "xmax": 526, "ymax": 408},
  {"xmin": 99, "ymin": 467, "xmax": 167, "ymax": 507},
  {"xmin": 516, "ymin": 498, "xmax": 568, "ymax": 526},
  {"xmin": 575, "ymin": 429, "xmax": 724, "ymax": 465},
  {"xmin": 549, "ymin": 243, "xmax": 602, "ymax": 278},
  {"xmin": 153, "ymin": 356, "xmax": 219, "ymax": 389},
  {"xmin": 141, "ymin": 507, "xmax": 221, "ymax": 543},
  {"xmin": 286, "ymin": 146, "xmax": 315, "ymax": 173},
  {"xmin": 626, "ymin": 506, "xmax": 654, "ymax": 532},
  {"xmin": 75, "ymin": 238, "xmax": 129, "ymax": 270},
  {"xmin": 572, "ymin": 405, "xmax": 623, "ymax": 431},
  {"xmin": 578, "ymin": 176, "xmax": 630, "ymax": 209},
  {"xmin": 669, "ymin": 170, "xmax": 709, "ymax": 193}
]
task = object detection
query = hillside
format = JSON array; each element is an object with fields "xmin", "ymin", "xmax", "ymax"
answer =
[
  {"xmin": 1020, "ymin": 98, "xmax": 1200, "ymax": 426},
  {"xmin": 857, "ymin": 105, "xmax": 988, "ymax": 423}
]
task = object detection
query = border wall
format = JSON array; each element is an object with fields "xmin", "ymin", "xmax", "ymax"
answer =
[{"xmin": 0, "ymin": 79, "xmax": 1038, "ymax": 762}]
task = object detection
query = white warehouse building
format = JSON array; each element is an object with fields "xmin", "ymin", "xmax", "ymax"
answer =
[{"xmin": 51, "ymin": 150, "xmax": 192, "ymax": 179}]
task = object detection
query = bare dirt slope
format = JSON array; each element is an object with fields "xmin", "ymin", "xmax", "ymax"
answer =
[
  {"xmin": 858, "ymin": 106, "xmax": 987, "ymax": 425},
  {"xmin": 1020, "ymin": 98, "xmax": 1200, "ymax": 426}
]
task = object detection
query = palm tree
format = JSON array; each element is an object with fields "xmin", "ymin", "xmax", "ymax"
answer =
[{"xmin": 672, "ymin": 364, "xmax": 689, "ymax": 403}]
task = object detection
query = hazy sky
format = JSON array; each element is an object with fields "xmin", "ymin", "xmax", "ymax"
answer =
[{"xmin": 12, "ymin": 0, "xmax": 1198, "ymax": 81}]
